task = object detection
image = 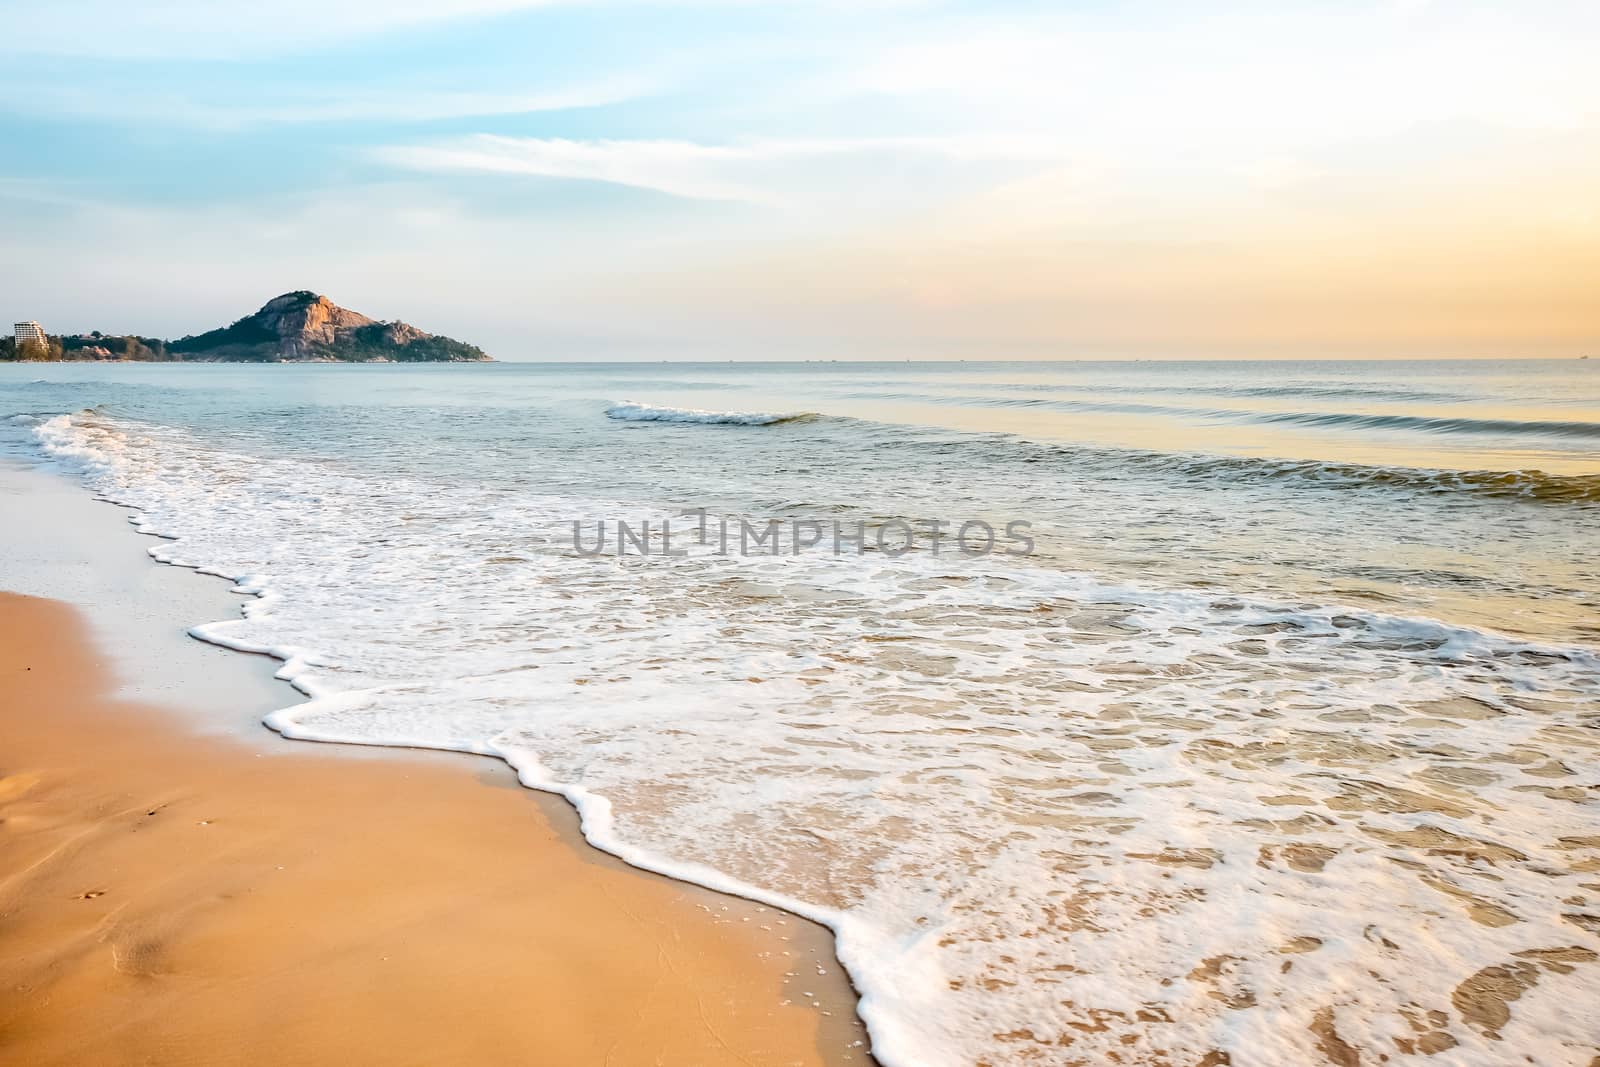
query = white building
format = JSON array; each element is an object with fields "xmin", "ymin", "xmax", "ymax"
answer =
[{"xmin": 14, "ymin": 321, "xmax": 46, "ymax": 346}]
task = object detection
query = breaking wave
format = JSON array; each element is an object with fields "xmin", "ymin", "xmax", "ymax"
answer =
[
  {"xmin": 604, "ymin": 400, "xmax": 817, "ymax": 426},
  {"xmin": 1048, "ymin": 446, "xmax": 1600, "ymax": 504}
]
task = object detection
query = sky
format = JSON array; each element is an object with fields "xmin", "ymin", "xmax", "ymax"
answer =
[{"xmin": 1, "ymin": 0, "xmax": 1596, "ymax": 360}]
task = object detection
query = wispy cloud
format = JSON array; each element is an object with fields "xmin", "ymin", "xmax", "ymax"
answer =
[
  {"xmin": 373, "ymin": 133, "xmax": 1068, "ymax": 206},
  {"xmin": 3, "ymin": 80, "xmax": 651, "ymax": 128},
  {"xmin": 0, "ymin": 0, "xmax": 924, "ymax": 59},
  {"xmin": 0, "ymin": 0, "xmax": 574, "ymax": 58}
]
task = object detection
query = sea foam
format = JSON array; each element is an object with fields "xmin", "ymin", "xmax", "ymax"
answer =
[{"xmin": 31, "ymin": 410, "xmax": 1600, "ymax": 1067}]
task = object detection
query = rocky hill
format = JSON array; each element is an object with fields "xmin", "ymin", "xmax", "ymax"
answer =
[{"xmin": 165, "ymin": 292, "xmax": 491, "ymax": 362}]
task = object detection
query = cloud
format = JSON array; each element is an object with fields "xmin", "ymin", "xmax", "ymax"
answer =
[
  {"xmin": 0, "ymin": 0, "xmax": 574, "ymax": 58},
  {"xmin": 0, "ymin": 0, "xmax": 924, "ymax": 59},
  {"xmin": 839, "ymin": 3, "xmax": 1600, "ymax": 153},
  {"xmin": 372, "ymin": 133, "xmax": 1069, "ymax": 206},
  {"xmin": 3, "ymin": 80, "xmax": 651, "ymax": 128}
]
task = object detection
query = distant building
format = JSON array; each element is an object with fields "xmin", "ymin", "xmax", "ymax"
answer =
[{"xmin": 14, "ymin": 321, "xmax": 47, "ymax": 346}]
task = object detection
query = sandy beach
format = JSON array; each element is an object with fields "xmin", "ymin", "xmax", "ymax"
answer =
[
  {"xmin": 0, "ymin": 585, "xmax": 870, "ymax": 1064},
  {"xmin": 5, "ymin": 353, "xmax": 1596, "ymax": 1067}
]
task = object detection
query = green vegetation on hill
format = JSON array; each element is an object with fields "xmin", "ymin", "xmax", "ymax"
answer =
[
  {"xmin": 167, "ymin": 315, "xmax": 277, "ymax": 357},
  {"xmin": 333, "ymin": 324, "xmax": 489, "ymax": 363}
]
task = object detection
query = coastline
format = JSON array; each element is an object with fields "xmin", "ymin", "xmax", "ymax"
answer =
[
  {"xmin": 0, "ymin": 357, "xmax": 493, "ymax": 364},
  {"xmin": 0, "ymin": 462, "xmax": 871, "ymax": 1065}
]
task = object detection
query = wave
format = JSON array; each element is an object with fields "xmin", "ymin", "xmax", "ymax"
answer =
[
  {"xmin": 1004, "ymin": 439, "xmax": 1600, "ymax": 504},
  {"xmin": 1161, "ymin": 452, "xmax": 1600, "ymax": 503},
  {"xmin": 803, "ymin": 400, "xmax": 1600, "ymax": 504},
  {"xmin": 840, "ymin": 390, "xmax": 1600, "ymax": 440},
  {"xmin": 1254, "ymin": 408, "xmax": 1600, "ymax": 439},
  {"xmin": 843, "ymin": 414, "xmax": 1600, "ymax": 504},
  {"xmin": 985, "ymin": 379, "xmax": 1484, "ymax": 405},
  {"xmin": 604, "ymin": 400, "xmax": 816, "ymax": 426}
]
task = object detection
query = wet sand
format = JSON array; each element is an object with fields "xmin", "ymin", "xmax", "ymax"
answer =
[{"xmin": 0, "ymin": 591, "xmax": 871, "ymax": 1065}]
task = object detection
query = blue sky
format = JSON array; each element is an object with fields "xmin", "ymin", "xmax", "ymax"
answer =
[{"xmin": 2, "ymin": 0, "xmax": 1597, "ymax": 359}]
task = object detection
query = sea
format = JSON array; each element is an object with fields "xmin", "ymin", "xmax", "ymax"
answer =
[{"xmin": 2, "ymin": 358, "xmax": 1598, "ymax": 1066}]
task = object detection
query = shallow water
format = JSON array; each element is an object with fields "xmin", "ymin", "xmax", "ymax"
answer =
[{"xmin": 3, "ymin": 359, "xmax": 1598, "ymax": 1066}]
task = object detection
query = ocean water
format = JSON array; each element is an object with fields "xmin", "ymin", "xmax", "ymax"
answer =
[{"xmin": 3, "ymin": 359, "xmax": 1598, "ymax": 1066}]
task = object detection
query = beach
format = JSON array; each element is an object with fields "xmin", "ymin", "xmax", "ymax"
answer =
[
  {"xmin": 7, "ymin": 0, "xmax": 1600, "ymax": 1058},
  {"xmin": 3, "ymin": 360, "xmax": 1597, "ymax": 1065},
  {"xmin": 0, "ymin": 466, "xmax": 870, "ymax": 1065}
]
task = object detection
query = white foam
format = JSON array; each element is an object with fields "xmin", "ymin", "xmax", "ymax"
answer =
[
  {"xmin": 603, "ymin": 400, "xmax": 813, "ymax": 425},
  {"xmin": 32, "ymin": 411, "xmax": 1600, "ymax": 1067}
]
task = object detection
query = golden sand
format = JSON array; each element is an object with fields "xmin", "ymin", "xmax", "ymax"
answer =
[{"xmin": 0, "ymin": 591, "xmax": 871, "ymax": 1066}]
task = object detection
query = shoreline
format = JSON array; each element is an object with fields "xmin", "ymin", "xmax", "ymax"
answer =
[{"xmin": 0, "ymin": 460, "xmax": 873, "ymax": 1065}]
